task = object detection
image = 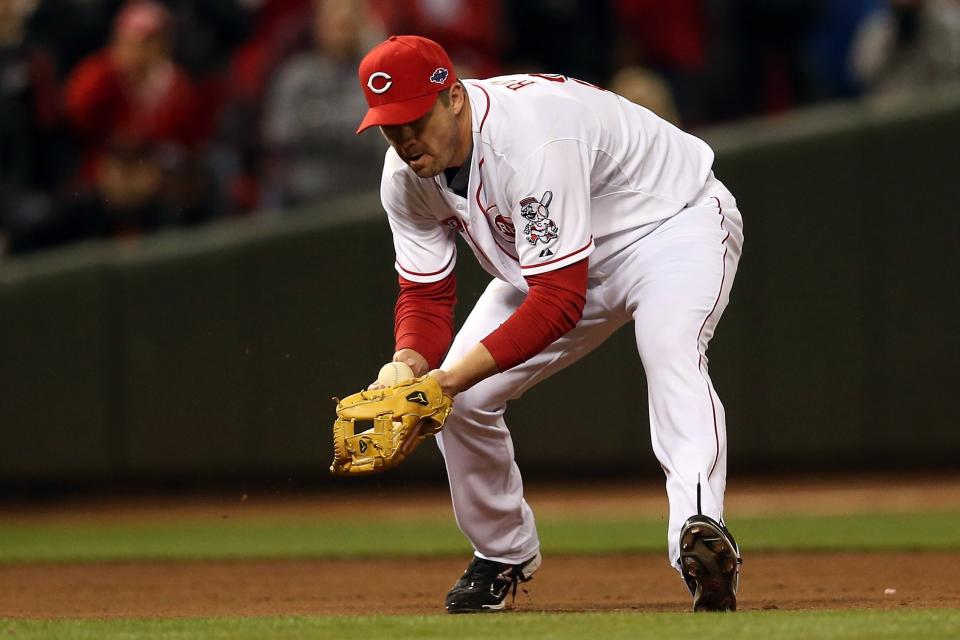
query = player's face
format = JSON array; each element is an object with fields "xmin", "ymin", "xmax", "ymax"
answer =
[{"xmin": 380, "ymin": 91, "xmax": 463, "ymax": 178}]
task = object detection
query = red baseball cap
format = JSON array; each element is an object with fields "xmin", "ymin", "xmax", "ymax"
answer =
[{"xmin": 356, "ymin": 35, "xmax": 457, "ymax": 134}]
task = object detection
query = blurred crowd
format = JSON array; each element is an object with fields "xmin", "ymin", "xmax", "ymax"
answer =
[{"xmin": 1, "ymin": 0, "xmax": 959, "ymax": 256}]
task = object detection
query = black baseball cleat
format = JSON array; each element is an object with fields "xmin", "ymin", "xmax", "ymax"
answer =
[
  {"xmin": 679, "ymin": 515, "xmax": 742, "ymax": 612},
  {"xmin": 444, "ymin": 552, "xmax": 541, "ymax": 613}
]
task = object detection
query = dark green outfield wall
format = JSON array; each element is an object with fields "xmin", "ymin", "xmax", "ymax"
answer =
[{"xmin": 2, "ymin": 88, "xmax": 959, "ymax": 486}]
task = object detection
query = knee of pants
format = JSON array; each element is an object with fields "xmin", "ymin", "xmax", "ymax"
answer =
[
  {"xmin": 457, "ymin": 369, "xmax": 517, "ymax": 414},
  {"xmin": 636, "ymin": 321, "xmax": 702, "ymax": 379},
  {"xmin": 436, "ymin": 387, "xmax": 514, "ymax": 473},
  {"xmin": 443, "ymin": 378, "xmax": 510, "ymax": 437}
]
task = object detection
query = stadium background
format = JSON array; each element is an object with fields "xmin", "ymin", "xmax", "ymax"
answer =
[{"xmin": 1, "ymin": 1, "xmax": 959, "ymax": 637}]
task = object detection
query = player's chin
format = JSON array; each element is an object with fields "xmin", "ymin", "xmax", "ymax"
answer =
[{"xmin": 408, "ymin": 155, "xmax": 441, "ymax": 178}]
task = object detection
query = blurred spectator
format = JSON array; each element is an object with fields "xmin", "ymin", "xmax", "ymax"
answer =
[
  {"xmin": 6, "ymin": 0, "xmax": 957, "ymax": 257},
  {"xmin": 261, "ymin": 0, "xmax": 386, "ymax": 208},
  {"xmin": 64, "ymin": 0, "xmax": 209, "ymax": 185},
  {"xmin": 217, "ymin": 0, "xmax": 314, "ymax": 212},
  {"xmin": 612, "ymin": 0, "xmax": 707, "ymax": 123},
  {"xmin": 226, "ymin": 0, "xmax": 314, "ymax": 106},
  {"xmin": 702, "ymin": 0, "xmax": 826, "ymax": 121},
  {"xmin": 804, "ymin": 0, "xmax": 884, "ymax": 100},
  {"xmin": 609, "ymin": 66, "xmax": 682, "ymax": 125},
  {"xmin": 613, "ymin": 0, "xmax": 706, "ymax": 71},
  {"xmin": 0, "ymin": 0, "xmax": 72, "ymax": 255},
  {"xmin": 161, "ymin": 0, "xmax": 255, "ymax": 142},
  {"xmin": 851, "ymin": 0, "xmax": 960, "ymax": 95},
  {"xmin": 4, "ymin": 141, "xmax": 218, "ymax": 254},
  {"xmin": 368, "ymin": 0, "xmax": 504, "ymax": 78},
  {"xmin": 4, "ymin": 0, "xmax": 225, "ymax": 256}
]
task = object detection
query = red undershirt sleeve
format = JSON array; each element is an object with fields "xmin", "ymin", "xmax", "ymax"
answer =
[
  {"xmin": 480, "ymin": 259, "xmax": 588, "ymax": 372},
  {"xmin": 394, "ymin": 273, "xmax": 457, "ymax": 369}
]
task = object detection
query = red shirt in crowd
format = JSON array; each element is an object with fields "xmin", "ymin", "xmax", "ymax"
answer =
[{"xmin": 65, "ymin": 51, "xmax": 205, "ymax": 181}]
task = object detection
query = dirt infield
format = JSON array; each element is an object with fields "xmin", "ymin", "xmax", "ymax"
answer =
[
  {"xmin": 2, "ymin": 475, "xmax": 959, "ymax": 618},
  {"xmin": 3, "ymin": 551, "xmax": 959, "ymax": 618}
]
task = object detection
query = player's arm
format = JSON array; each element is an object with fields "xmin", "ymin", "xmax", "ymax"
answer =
[
  {"xmin": 430, "ymin": 258, "xmax": 589, "ymax": 395},
  {"xmin": 393, "ymin": 272, "xmax": 457, "ymax": 376},
  {"xmin": 381, "ymin": 149, "xmax": 458, "ymax": 376}
]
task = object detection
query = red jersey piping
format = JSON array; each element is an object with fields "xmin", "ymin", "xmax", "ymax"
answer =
[{"xmin": 396, "ymin": 252, "xmax": 455, "ymax": 278}]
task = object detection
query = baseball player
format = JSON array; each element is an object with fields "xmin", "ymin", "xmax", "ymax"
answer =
[{"xmin": 355, "ymin": 35, "xmax": 744, "ymax": 613}]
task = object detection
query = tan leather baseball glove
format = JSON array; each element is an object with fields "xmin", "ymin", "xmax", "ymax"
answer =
[{"xmin": 330, "ymin": 376, "xmax": 453, "ymax": 475}]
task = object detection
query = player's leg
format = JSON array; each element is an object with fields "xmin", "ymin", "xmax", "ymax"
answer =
[
  {"xmin": 624, "ymin": 184, "xmax": 744, "ymax": 608},
  {"xmin": 437, "ymin": 277, "xmax": 626, "ymax": 611},
  {"xmin": 438, "ymin": 278, "xmax": 625, "ymax": 563},
  {"xmin": 434, "ymin": 279, "xmax": 535, "ymax": 567}
]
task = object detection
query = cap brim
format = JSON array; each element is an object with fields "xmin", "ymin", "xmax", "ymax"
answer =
[{"xmin": 356, "ymin": 92, "xmax": 439, "ymax": 134}]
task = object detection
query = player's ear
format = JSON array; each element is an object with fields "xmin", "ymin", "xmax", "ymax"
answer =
[{"xmin": 450, "ymin": 83, "xmax": 465, "ymax": 115}]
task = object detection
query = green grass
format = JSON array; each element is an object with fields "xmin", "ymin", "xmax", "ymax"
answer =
[
  {"xmin": 2, "ymin": 610, "xmax": 959, "ymax": 640},
  {"xmin": 2, "ymin": 513, "xmax": 957, "ymax": 637},
  {"xmin": 0, "ymin": 512, "xmax": 957, "ymax": 563}
]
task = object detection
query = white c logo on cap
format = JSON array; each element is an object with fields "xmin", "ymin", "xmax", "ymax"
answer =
[{"xmin": 367, "ymin": 72, "xmax": 393, "ymax": 94}]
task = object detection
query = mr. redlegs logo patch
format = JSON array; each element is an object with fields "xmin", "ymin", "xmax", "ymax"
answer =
[{"xmin": 520, "ymin": 191, "xmax": 559, "ymax": 246}]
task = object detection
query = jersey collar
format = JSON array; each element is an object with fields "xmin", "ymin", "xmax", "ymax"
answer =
[{"xmin": 443, "ymin": 147, "xmax": 472, "ymax": 197}]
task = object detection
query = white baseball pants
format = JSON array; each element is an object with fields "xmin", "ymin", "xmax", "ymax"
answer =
[{"xmin": 436, "ymin": 176, "xmax": 744, "ymax": 570}]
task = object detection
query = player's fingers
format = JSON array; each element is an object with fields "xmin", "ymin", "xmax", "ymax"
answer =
[
  {"xmin": 367, "ymin": 381, "xmax": 386, "ymax": 390},
  {"xmin": 393, "ymin": 348, "xmax": 429, "ymax": 376}
]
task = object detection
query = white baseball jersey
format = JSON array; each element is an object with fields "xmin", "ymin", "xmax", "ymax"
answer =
[
  {"xmin": 381, "ymin": 74, "xmax": 716, "ymax": 290},
  {"xmin": 378, "ymin": 74, "xmax": 745, "ymax": 577}
]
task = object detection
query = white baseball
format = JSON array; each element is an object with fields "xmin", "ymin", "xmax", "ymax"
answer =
[{"xmin": 377, "ymin": 361, "xmax": 415, "ymax": 386}]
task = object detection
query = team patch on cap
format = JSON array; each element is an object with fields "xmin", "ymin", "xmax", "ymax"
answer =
[
  {"xmin": 520, "ymin": 191, "xmax": 559, "ymax": 246},
  {"xmin": 430, "ymin": 68, "xmax": 449, "ymax": 84}
]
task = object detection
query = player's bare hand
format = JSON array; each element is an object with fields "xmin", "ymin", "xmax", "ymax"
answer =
[
  {"xmin": 427, "ymin": 368, "xmax": 462, "ymax": 397},
  {"xmin": 393, "ymin": 349, "xmax": 430, "ymax": 377}
]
